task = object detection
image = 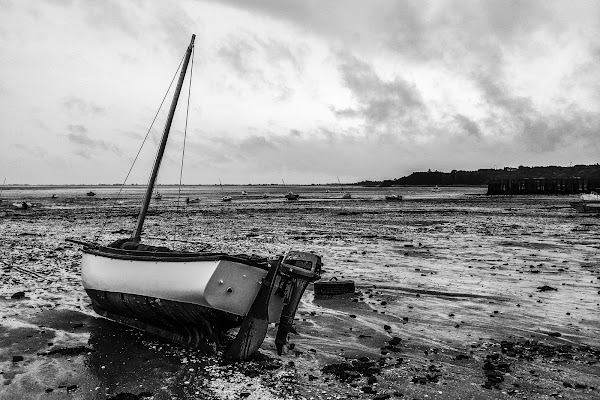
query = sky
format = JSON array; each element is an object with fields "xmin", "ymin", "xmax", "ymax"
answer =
[{"xmin": 1, "ymin": 0, "xmax": 599, "ymax": 185}]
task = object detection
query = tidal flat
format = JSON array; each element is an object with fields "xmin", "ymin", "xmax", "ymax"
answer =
[{"xmin": 1, "ymin": 186, "xmax": 599, "ymax": 399}]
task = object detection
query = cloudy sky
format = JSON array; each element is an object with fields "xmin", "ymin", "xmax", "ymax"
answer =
[{"xmin": 1, "ymin": 0, "xmax": 599, "ymax": 184}]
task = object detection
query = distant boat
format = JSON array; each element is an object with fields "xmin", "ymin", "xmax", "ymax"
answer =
[
  {"xmin": 154, "ymin": 192, "xmax": 162, "ymax": 200},
  {"xmin": 285, "ymin": 191, "xmax": 300, "ymax": 201},
  {"xmin": 86, "ymin": 191, "xmax": 96, "ymax": 197},
  {"xmin": 0, "ymin": 178, "xmax": 5, "ymax": 202},
  {"xmin": 282, "ymin": 179, "xmax": 299, "ymax": 200},
  {"xmin": 241, "ymin": 191, "xmax": 248, "ymax": 196},
  {"xmin": 12, "ymin": 201, "xmax": 32, "ymax": 210},
  {"xmin": 570, "ymin": 192, "xmax": 600, "ymax": 213},
  {"xmin": 385, "ymin": 194, "xmax": 402, "ymax": 201},
  {"xmin": 263, "ymin": 193, "xmax": 269, "ymax": 199},
  {"xmin": 338, "ymin": 177, "xmax": 351, "ymax": 199},
  {"xmin": 219, "ymin": 179, "xmax": 231, "ymax": 202},
  {"xmin": 69, "ymin": 35, "xmax": 322, "ymax": 360},
  {"xmin": 432, "ymin": 185, "xmax": 441, "ymax": 192},
  {"xmin": 186, "ymin": 197, "xmax": 200, "ymax": 204},
  {"xmin": 51, "ymin": 194, "xmax": 57, "ymax": 199}
]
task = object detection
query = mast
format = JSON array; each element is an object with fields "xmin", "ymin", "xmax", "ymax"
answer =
[{"xmin": 132, "ymin": 34, "xmax": 195, "ymax": 242}]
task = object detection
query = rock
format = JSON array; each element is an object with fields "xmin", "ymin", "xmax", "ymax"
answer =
[
  {"xmin": 373, "ymin": 394, "xmax": 391, "ymax": 400},
  {"xmin": 383, "ymin": 324, "xmax": 391, "ymax": 331},
  {"xmin": 243, "ymin": 368, "xmax": 260, "ymax": 378},
  {"xmin": 389, "ymin": 337, "xmax": 402, "ymax": 346},
  {"xmin": 12, "ymin": 355, "xmax": 23, "ymax": 362},
  {"xmin": 537, "ymin": 285, "xmax": 557, "ymax": 292},
  {"xmin": 546, "ymin": 331, "xmax": 561, "ymax": 337},
  {"xmin": 66, "ymin": 385, "xmax": 78, "ymax": 392},
  {"xmin": 361, "ymin": 386, "xmax": 376, "ymax": 394},
  {"xmin": 11, "ymin": 291, "xmax": 25, "ymax": 299}
]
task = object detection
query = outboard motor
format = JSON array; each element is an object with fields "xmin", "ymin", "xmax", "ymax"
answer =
[{"xmin": 275, "ymin": 251, "xmax": 322, "ymax": 354}]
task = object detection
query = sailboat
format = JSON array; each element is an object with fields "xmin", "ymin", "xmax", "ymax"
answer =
[
  {"xmin": 0, "ymin": 178, "xmax": 5, "ymax": 202},
  {"xmin": 570, "ymin": 191, "xmax": 600, "ymax": 213},
  {"xmin": 71, "ymin": 35, "xmax": 322, "ymax": 359},
  {"xmin": 282, "ymin": 179, "xmax": 299, "ymax": 201},
  {"xmin": 338, "ymin": 177, "xmax": 351, "ymax": 199},
  {"xmin": 219, "ymin": 179, "xmax": 232, "ymax": 202}
]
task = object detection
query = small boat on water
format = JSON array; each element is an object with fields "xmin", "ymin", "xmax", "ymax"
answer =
[
  {"xmin": 154, "ymin": 192, "xmax": 163, "ymax": 200},
  {"xmin": 570, "ymin": 192, "xmax": 600, "ymax": 213},
  {"xmin": 385, "ymin": 194, "xmax": 402, "ymax": 201},
  {"xmin": 87, "ymin": 191, "xmax": 96, "ymax": 197},
  {"xmin": 241, "ymin": 191, "xmax": 248, "ymax": 196},
  {"xmin": 186, "ymin": 197, "xmax": 200, "ymax": 204},
  {"xmin": 70, "ymin": 35, "xmax": 322, "ymax": 359},
  {"xmin": 432, "ymin": 185, "xmax": 441, "ymax": 192},
  {"xmin": 222, "ymin": 196, "xmax": 232, "ymax": 202}
]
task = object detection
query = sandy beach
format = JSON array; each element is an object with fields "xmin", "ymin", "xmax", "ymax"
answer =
[{"xmin": 1, "ymin": 186, "xmax": 599, "ymax": 399}]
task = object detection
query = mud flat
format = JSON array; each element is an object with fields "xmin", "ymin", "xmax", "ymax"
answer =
[{"xmin": 1, "ymin": 187, "xmax": 599, "ymax": 399}]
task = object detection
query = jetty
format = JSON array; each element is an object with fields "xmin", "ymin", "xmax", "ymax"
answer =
[{"xmin": 487, "ymin": 178, "xmax": 600, "ymax": 195}]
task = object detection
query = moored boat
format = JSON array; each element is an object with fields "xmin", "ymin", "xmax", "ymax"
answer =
[
  {"xmin": 284, "ymin": 191, "xmax": 300, "ymax": 201},
  {"xmin": 385, "ymin": 194, "xmax": 402, "ymax": 201},
  {"xmin": 570, "ymin": 192, "xmax": 600, "ymax": 213},
  {"xmin": 70, "ymin": 35, "xmax": 322, "ymax": 359},
  {"xmin": 87, "ymin": 191, "xmax": 96, "ymax": 197}
]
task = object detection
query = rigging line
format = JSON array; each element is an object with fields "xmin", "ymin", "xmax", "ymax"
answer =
[
  {"xmin": 173, "ymin": 45, "xmax": 194, "ymax": 247},
  {"xmin": 94, "ymin": 52, "xmax": 187, "ymax": 243}
]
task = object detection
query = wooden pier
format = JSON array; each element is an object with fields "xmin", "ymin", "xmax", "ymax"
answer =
[{"xmin": 487, "ymin": 178, "xmax": 600, "ymax": 195}]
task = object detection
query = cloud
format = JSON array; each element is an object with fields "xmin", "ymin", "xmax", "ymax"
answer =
[
  {"xmin": 217, "ymin": 32, "xmax": 304, "ymax": 100},
  {"xmin": 61, "ymin": 96, "xmax": 106, "ymax": 116},
  {"xmin": 66, "ymin": 124, "xmax": 122, "ymax": 156},
  {"xmin": 334, "ymin": 53, "xmax": 425, "ymax": 134},
  {"xmin": 454, "ymin": 114, "xmax": 481, "ymax": 139}
]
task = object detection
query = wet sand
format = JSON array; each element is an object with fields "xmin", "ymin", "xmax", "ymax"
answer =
[{"xmin": 1, "ymin": 186, "xmax": 599, "ymax": 399}]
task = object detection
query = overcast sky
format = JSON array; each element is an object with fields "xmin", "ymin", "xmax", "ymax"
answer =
[{"xmin": 1, "ymin": 0, "xmax": 599, "ymax": 184}]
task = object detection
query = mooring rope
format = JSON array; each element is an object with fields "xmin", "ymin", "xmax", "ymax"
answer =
[
  {"xmin": 94, "ymin": 52, "xmax": 186, "ymax": 244},
  {"xmin": 173, "ymin": 45, "xmax": 195, "ymax": 247}
]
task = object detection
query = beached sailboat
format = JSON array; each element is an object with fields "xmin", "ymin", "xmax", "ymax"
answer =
[
  {"xmin": 219, "ymin": 179, "xmax": 232, "ymax": 202},
  {"xmin": 282, "ymin": 179, "xmax": 299, "ymax": 201},
  {"xmin": 384, "ymin": 194, "xmax": 402, "ymax": 201},
  {"xmin": 71, "ymin": 35, "xmax": 322, "ymax": 359},
  {"xmin": 570, "ymin": 191, "xmax": 600, "ymax": 213},
  {"xmin": 338, "ymin": 177, "xmax": 351, "ymax": 199}
]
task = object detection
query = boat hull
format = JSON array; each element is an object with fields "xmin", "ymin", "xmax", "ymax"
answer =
[
  {"xmin": 79, "ymin": 246, "xmax": 321, "ymax": 358},
  {"xmin": 570, "ymin": 201, "xmax": 600, "ymax": 213},
  {"xmin": 86, "ymin": 289, "xmax": 235, "ymax": 352},
  {"xmin": 81, "ymin": 250, "xmax": 278, "ymax": 317},
  {"xmin": 81, "ymin": 248, "xmax": 287, "ymax": 351}
]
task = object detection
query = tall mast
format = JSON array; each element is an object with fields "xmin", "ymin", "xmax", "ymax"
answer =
[{"xmin": 132, "ymin": 34, "xmax": 195, "ymax": 242}]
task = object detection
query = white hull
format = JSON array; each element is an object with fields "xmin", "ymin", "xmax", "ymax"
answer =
[{"xmin": 82, "ymin": 251, "xmax": 284, "ymax": 322}]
